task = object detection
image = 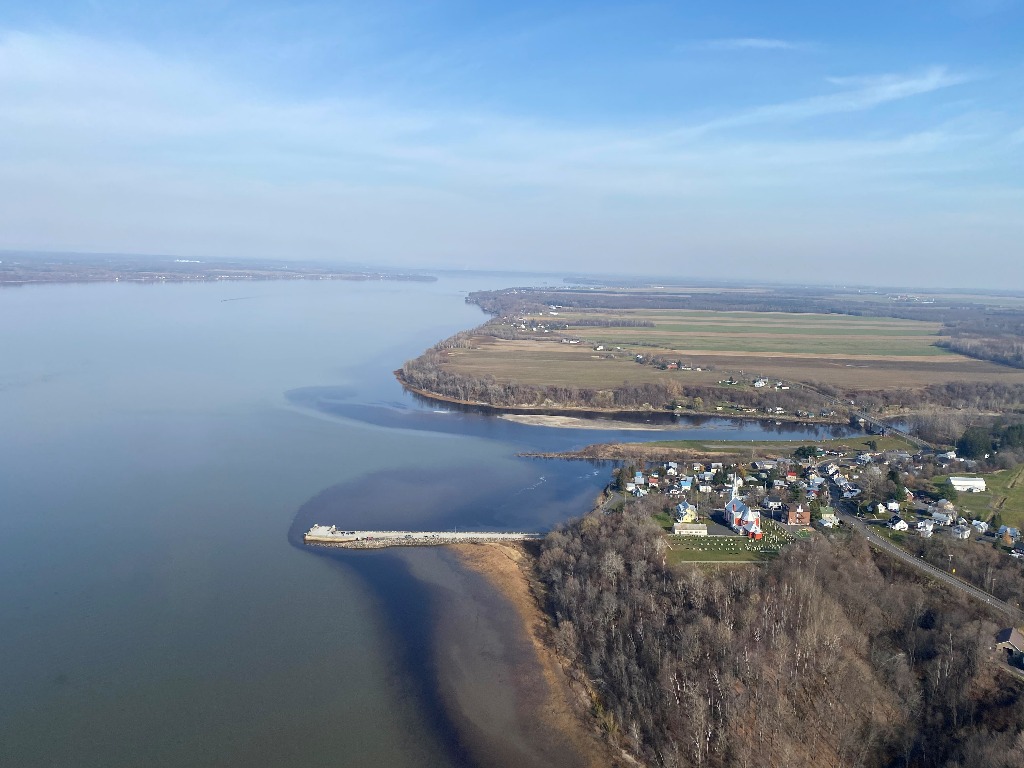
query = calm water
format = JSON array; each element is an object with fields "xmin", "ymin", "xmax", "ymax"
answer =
[{"xmin": 0, "ymin": 276, "xmax": 845, "ymax": 767}]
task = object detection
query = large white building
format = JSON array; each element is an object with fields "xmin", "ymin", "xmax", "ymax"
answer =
[{"xmin": 949, "ymin": 476, "xmax": 987, "ymax": 493}]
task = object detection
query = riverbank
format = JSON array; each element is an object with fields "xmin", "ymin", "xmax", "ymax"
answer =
[
  {"xmin": 396, "ymin": 372, "xmax": 846, "ymax": 427},
  {"xmin": 449, "ymin": 542, "xmax": 633, "ymax": 768}
]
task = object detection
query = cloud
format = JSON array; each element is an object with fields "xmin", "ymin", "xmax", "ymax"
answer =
[
  {"xmin": 686, "ymin": 37, "xmax": 805, "ymax": 52},
  {"xmin": 667, "ymin": 67, "xmax": 972, "ymax": 139},
  {"xmin": 0, "ymin": 30, "xmax": 1018, "ymax": 285}
]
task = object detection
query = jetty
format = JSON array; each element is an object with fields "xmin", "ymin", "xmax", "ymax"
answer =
[{"xmin": 304, "ymin": 524, "xmax": 543, "ymax": 549}]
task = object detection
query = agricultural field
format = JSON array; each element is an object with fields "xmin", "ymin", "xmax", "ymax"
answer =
[
  {"xmin": 555, "ymin": 309, "xmax": 946, "ymax": 357},
  {"xmin": 444, "ymin": 306, "xmax": 1024, "ymax": 393}
]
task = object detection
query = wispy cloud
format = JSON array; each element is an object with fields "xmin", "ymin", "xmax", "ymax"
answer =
[
  {"xmin": 686, "ymin": 37, "xmax": 806, "ymax": 52},
  {"xmin": 0, "ymin": 31, "xmax": 1018, "ymax": 282},
  {"xmin": 666, "ymin": 66, "xmax": 973, "ymax": 139}
]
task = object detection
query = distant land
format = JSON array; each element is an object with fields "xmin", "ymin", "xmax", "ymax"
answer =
[{"xmin": 0, "ymin": 251, "xmax": 436, "ymax": 286}]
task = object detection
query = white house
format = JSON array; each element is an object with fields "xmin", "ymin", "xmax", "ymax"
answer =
[
  {"xmin": 949, "ymin": 476, "xmax": 987, "ymax": 493},
  {"xmin": 972, "ymin": 520, "xmax": 989, "ymax": 534},
  {"xmin": 889, "ymin": 516, "xmax": 909, "ymax": 532},
  {"xmin": 952, "ymin": 525, "xmax": 971, "ymax": 540},
  {"xmin": 932, "ymin": 511, "xmax": 954, "ymax": 526}
]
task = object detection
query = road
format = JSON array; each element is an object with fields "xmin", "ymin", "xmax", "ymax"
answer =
[{"xmin": 830, "ymin": 491, "xmax": 1024, "ymax": 623}]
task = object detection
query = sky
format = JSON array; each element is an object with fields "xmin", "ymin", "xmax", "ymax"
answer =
[{"xmin": 1, "ymin": 0, "xmax": 1022, "ymax": 288}]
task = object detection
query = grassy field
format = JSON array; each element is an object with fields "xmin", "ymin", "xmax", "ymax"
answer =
[
  {"xmin": 645, "ymin": 434, "xmax": 917, "ymax": 455},
  {"xmin": 556, "ymin": 309, "xmax": 948, "ymax": 358},
  {"xmin": 664, "ymin": 536, "xmax": 773, "ymax": 563},
  {"xmin": 933, "ymin": 466, "xmax": 1024, "ymax": 528},
  {"xmin": 442, "ymin": 305, "xmax": 1024, "ymax": 394}
]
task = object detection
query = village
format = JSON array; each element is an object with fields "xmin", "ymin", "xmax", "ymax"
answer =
[{"xmin": 613, "ymin": 441, "xmax": 1024, "ymax": 564}]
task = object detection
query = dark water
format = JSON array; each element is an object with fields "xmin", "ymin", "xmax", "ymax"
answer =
[{"xmin": 0, "ymin": 276, "xmax": 848, "ymax": 767}]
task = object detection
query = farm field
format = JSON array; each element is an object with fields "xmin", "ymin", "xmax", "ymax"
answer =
[
  {"xmin": 555, "ymin": 309, "xmax": 947, "ymax": 358},
  {"xmin": 444, "ymin": 311, "xmax": 1024, "ymax": 392}
]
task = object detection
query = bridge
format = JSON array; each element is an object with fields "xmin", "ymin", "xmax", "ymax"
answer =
[{"xmin": 303, "ymin": 525, "xmax": 543, "ymax": 549}]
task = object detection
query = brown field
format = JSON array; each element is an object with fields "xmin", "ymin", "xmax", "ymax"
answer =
[{"xmin": 442, "ymin": 327, "xmax": 1024, "ymax": 393}]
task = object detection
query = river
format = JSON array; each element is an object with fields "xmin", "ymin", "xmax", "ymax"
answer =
[{"xmin": 0, "ymin": 274, "xmax": 846, "ymax": 767}]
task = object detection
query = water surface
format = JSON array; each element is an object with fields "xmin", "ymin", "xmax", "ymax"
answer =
[{"xmin": 0, "ymin": 276, "xmax": 845, "ymax": 767}]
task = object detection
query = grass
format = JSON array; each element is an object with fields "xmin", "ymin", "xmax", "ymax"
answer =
[
  {"xmin": 660, "ymin": 514, "xmax": 792, "ymax": 565},
  {"xmin": 444, "ymin": 304, "xmax": 1024, "ymax": 394},
  {"xmin": 931, "ymin": 466, "xmax": 1024, "ymax": 529},
  {"xmin": 554, "ymin": 308, "xmax": 948, "ymax": 358},
  {"xmin": 643, "ymin": 434, "xmax": 916, "ymax": 456}
]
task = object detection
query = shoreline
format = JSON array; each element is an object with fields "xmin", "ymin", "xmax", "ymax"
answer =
[
  {"xmin": 396, "ymin": 372, "xmax": 847, "ymax": 427},
  {"xmin": 449, "ymin": 541, "xmax": 633, "ymax": 768}
]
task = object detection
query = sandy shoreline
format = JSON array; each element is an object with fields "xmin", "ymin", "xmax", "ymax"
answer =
[
  {"xmin": 449, "ymin": 542, "xmax": 631, "ymax": 768},
  {"xmin": 497, "ymin": 413, "xmax": 672, "ymax": 430}
]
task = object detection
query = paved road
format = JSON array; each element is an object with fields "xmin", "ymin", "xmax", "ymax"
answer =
[{"xmin": 833, "ymin": 497, "xmax": 1024, "ymax": 622}]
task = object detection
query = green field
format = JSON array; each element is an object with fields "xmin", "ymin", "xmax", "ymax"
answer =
[
  {"xmin": 933, "ymin": 466, "xmax": 1024, "ymax": 528},
  {"xmin": 553, "ymin": 309, "xmax": 948, "ymax": 358}
]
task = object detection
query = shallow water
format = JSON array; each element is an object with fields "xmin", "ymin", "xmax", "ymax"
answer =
[{"xmin": 0, "ymin": 275, "xmax": 848, "ymax": 767}]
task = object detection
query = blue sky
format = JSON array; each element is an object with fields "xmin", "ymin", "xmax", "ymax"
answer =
[{"xmin": 1, "ymin": 0, "xmax": 1022, "ymax": 288}]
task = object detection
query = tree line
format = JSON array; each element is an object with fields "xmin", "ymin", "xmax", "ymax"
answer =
[{"xmin": 537, "ymin": 508, "xmax": 1024, "ymax": 767}]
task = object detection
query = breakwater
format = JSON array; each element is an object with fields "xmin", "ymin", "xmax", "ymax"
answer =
[{"xmin": 304, "ymin": 527, "xmax": 542, "ymax": 549}]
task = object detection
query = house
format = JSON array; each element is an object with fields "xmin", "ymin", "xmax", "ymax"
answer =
[
  {"xmin": 886, "ymin": 500, "xmax": 901, "ymax": 512},
  {"xmin": 785, "ymin": 503, "xmax": 811, "ymax": 526},
  {"xmin": 917, "ymin": 519, "xmax": 935, "ymax": 533},
  {"xmin": 674, "ymin": 502, "xmax": 698, "ymax": 524},
  {"xmin": 672, "ymin": 522, "xmax": 708, "ymax": 536},
  {"xmin": 678, "ymin": 477, "xmax": 693, "ymax": 491},
  {"xmin": 877, "ymin": 503, "xmax": 888, "ymax": 516},
  {"xmin": 932, "ymin": 511, "xmax": 954, "ymax": 526},
  {"xmin": 753, "ymin": 378, "xmax": 768, "ymax": 388},
  {"xmin": 624, "ymin": 482, "xmax": 636, "ymax": 492},
  {"xmin": 996, "ymin": 628, "xmax": 1024, "ymax": 655},
  {"xmin": 699, "ymin": 484, "xmax": 713, "ymax": 494},
  {"xmin": 949, "ymin": 476, "xmax": 987, "ymax": 493},
  {"xmin": 972, "ymin": 520, "xmax": 989, "ymax": 534},
  {"xmin": 889, "ymin": 516, "xmax": 909, "ymax": 531},
  {"xmin": 952, "ymin": 525, "xmax": 971, "ymax": 540},
  {"xmin": 819, "ymin": 507, "xmax": 839, "ymax": 527},
  {"xmin": 764, "ymin": 495, "xmax": 784, "ymax": 511},
  {"xmin": 666, "ymin": 462, "xmax": 678, "ymax": 475}
]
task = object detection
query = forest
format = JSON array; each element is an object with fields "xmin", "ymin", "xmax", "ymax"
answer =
[{"xmin": 537, "ymin": 508, "xmax": 1024, "ymax": 767}]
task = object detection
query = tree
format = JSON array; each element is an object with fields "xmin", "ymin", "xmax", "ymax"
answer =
[
  {"xmin": 956, "ymin": 427, "xmax": 993, "ymax": 459},
  {"xmin": 936, "ymin": 482, "xmax": 959, "ymax": 502}
]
